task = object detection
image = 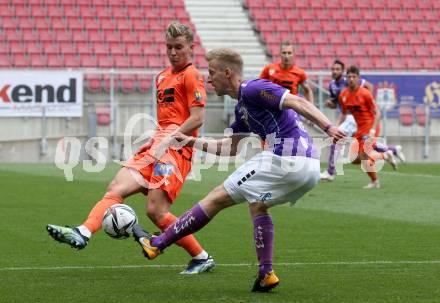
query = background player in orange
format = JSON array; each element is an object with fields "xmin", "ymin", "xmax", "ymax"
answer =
[
  {"xmin": 338, "ymin": 66, "xmax": 394, "ymax": 189},
  {"xmin": 47, "ymin": 21, "xmax": 215, "ymax": 274},
  {"xmin": 260, "ymin": 40, "xmax": 314, "ymax": 103}
]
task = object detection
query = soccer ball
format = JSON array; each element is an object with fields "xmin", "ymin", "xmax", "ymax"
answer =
[{"xmin": 102, "ymin": 204, "xmax": 138, "ymax": 239}]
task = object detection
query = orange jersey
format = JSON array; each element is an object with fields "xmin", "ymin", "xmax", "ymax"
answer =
[
  {"xmin": 149, "ymin": 63, "xmax": 206, "ymax": 159},
  {"xmin": 339, "ymin": 86, "xmax": 377, "ymax": 138},
  {"xmin": 259, "ymin": 62, "xmax": 307, "ymax": 95}
]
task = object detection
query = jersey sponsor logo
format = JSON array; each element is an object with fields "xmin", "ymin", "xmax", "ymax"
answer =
[
  {"xmin": 157, "ymin": 88, "xmax": 175, "ymax": 103},
  {"xmin": 350, "ymin": 105, "xmax": 363, "ymax": 112},
  {"xmin": 259, "ymin": 192, "xmax": 272, "ymax": 202},
  {"xmin": 194, "ymin": 90, "xmax": 203, "ymax": 102},
  {"xmin": 153, "ymin": 163, "xmax": 174, "ymax": 176},
  {"xmin": 260, "ymin": 89, "xmax": 277, "ymax": 102}
]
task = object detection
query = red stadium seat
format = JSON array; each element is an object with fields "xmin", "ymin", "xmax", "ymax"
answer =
[
  {"xmin": 80, "ymin": 54, "xmax": 98, "ymax": 67},
  {"xmin": 63, "ymin": 54, "xmax": 81, "ymax": 67},
  {"xmin": 0, "ymin": 54, "xmax": 11, "ymax": 67},
  {"xmin": 25, "ymin": 42, "xmax": 41, "ymax": 55},
  {"xmin": 12, "ymin": 54, "xmax": 30, "ymax": 67},
  {"xmin": 97, "ymin": 55, "xmax": 113, "ymax": 68},
  {"xmin": 120, "ymin": 75, "xmax": 136, "ymax": 93},
  {"xmin": 147, "ymin": 55, "xmax": 163, "ymax": 68},
  {"xmin": 130, "ymin": 55, "xmax": 147, "ymax": 68},
  {"xmin": 47, "ymin": 54, "xmax": 64, "ymax": 67},
  {"xmin": 96, "ymin": 105, "xmax": 111, "ymax": 125},
  {"xmin": 415, "ymin": 105, "xmax": 428, "ymax": 126},
  {"xmin": 398, "ymin": 104, "xmax": 414, "ymax": 126},
  {"xmin": 113, "ymin": 54, "xmax": 130, "ymax": 68},
  {"xmin": 406, "ymin": 58, "xmax": 422, "ymax": 70},
  {"xmin": 136, "ymin": 74, "xmax": 153, "ymax": 93},
  {"xmin": 389, "ymin": 57, "xmax": 405, "ymax": 70}
]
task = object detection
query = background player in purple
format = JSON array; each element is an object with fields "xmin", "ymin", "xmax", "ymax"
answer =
[
  {"xmin": 131, "ymin": 48, "xmax": 346, "ymax": 292},
  {"xmin": 321, "ymin": 59, "xmax": 404, "ymax": 181}
]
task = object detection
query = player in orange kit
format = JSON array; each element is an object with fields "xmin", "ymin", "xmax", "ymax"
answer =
[
  {"xmin": 46, "ymin": 21, "xmax": 215, "ymax": 274},
  {"xmin": 260, "ymin": 40, "xmax": 314, "ymax": 102},
  {"xmin": 339, "ymin": 66, "xmax": 395, "ymax": 189}
]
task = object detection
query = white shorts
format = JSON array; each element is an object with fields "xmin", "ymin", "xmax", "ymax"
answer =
[
  {"xmin": 339, "ymin": 114, "xmax": 357, "ymax": 137},
  {"xmin": 223, "ymin": 151, "xmax": 320, "ymax": 207}
]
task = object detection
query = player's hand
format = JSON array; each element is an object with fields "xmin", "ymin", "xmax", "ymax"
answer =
[
  {"xmin": 324, "ymin": 99, "xmax": 336, "ymax": 109},
  {"xmin": 135, "ymin": 139, "xmax": 154, "ymax": 155},
  {"xmin": 369, "ymin": 128, "xmax": 376, "ymax": 138},
  {"xmin": 326, "ymin": 125, "xmax": 346, "ymax": 143},
  {"xmin": 171, "ymin": 132, "xmax": 195, "ymax": 148}
]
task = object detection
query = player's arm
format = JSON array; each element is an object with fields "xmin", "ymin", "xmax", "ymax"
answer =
[
  {"xmin": 172, "ymin": 132, "xmax": 249, "ymax": 156},
  {"xmin": 282, "ymin": 94, "xmax": 345, "ymax": 140},
  {"xmin": 175, "ymin": 106, "xmax": 204, "ymax": 135},
  {"xmin": 325, "ymin": 99, "xmax": 337, "ymax": 109},
  {"xmin": 362, "ymin": 80, "xmax": 374, "ymax": 93},
  {"xmin": 336, "ymin": 94, "xmax": 347, "ymax": 126},
  {"xmin": 325, "ymin": 85, "xmax": 337, "ymax": 109},
  {"xmin": 299, "ymin": 81, "xmax": 314, "ymax": 103},
  {"xmin": 337, "ymin": 112, "xmax": 347, "ymax": 126},
  {"xmin": 176, "ymin": 69, "xmax": 207, "ymax": 135},
  {"xmin": 370, "ymin": 97, "xmax": 381, "ymax": 137},
  {"xmin": 259, "ymin": 65, "xmax": 270, "ymax": 79}
]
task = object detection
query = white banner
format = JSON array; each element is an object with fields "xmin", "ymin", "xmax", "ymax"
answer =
[{"xmin": 0, "ymin": 70, "xmax": 83, "ymax": 117}]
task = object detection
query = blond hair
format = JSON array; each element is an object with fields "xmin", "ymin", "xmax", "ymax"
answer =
[
  {"xmin": 280, "ymin": 40, "xmax": 293, "ymax": 49},
  {"xmin": 205, "ymin": 48, "xmax": 243, "ymax": 75},
  {"xmin": 166, "ymin": 21, "xmax": 194, "ymax": 43}
]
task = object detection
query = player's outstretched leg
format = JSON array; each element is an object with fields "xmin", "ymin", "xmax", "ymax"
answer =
[
  {"xmin": 46, "ymin": 225, "xmax": 89, "ymax": 249},
  {"xmin": 46, "ymin": 192, "xmax": 123, "ymax": 249},
  {"xmin": 132, "ymin": 224, "xmax": 162, "ymax": 259},
  {"xmin": 133, "ymin": 202, "xmax": 212, "ymax": 259},
  {"xmin": 321, "ymin": 144, "xmax": 336, "ymax": 181},
  {"xmin": 394, "ymin": 145, "xmax": 406, "ymax": 163},
  {"xmin": 250, "ymin": 210, "xmax": 279, "ymax": 292},
  {"xmin": 180, "ymin": 255, "xmax": 216, "ymax": 275},
  {"xmin": 153, "ymin": 211, "xmax": 215, "ymax": 274}
]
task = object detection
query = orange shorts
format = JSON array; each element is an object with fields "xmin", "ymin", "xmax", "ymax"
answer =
[
  {"xmin": 353, "ymin": 125, "xmax": 381, "ymax": 154},
  {"xmin": 124, "ymin": 149, "xmax": 192, "ymax": 203}
]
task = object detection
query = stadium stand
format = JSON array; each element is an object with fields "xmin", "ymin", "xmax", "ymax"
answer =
[
  {"xmin": 0, "ymin": 0, "xmax": 207, "ymax": 92},
  {"xmin": 245, "ymin": 0, "xmax": 440, "ymax": 70}
]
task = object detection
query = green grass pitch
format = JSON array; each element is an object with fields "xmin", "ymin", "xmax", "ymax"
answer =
[{"xmin": 1, "ymin": 162, "xmax": 439, "ymax": 303}]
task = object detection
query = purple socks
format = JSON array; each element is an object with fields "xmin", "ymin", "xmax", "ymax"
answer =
[
  {"xmin": 253, "ymin": 214, "xmax": 274, "ymax": 278},
  {"xmin": 374, "ymin": 143, "xmax": 397, "ymax": 155},
  {"xmin": 151, "ymin": 203, "xmax": 211, "ymax": 251},
  {"xmin": 327, "ymin": 143, "xmax": 337, "ymax": 175}
]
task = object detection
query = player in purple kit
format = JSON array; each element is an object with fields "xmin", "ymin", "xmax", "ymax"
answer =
[
  {"xmin": 132, "ymin": 48, "xmax": 346, "ymax": 292},
  {"xmin": 321, "ymin": 60, "xmax": 404, "ymax": 181}
]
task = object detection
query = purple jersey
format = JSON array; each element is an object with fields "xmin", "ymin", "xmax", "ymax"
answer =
[
  {"xmin": 329, "ymin": 77, "xmax": 366, "ymax": 108},
  {"xmin": 230, "ymin": 79, "xmax": 319, "ymax": 159}
]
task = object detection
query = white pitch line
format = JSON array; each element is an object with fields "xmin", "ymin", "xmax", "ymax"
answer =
[
  {"xmin": 1, "ymin": 260, "xmax": 440, "ymax": 271},
  {"xmin": 342, "ymin": 168, "xmax": 440, "ymax": 179}
]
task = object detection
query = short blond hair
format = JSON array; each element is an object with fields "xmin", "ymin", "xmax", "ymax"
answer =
[
  {"xmin": 280, "ymin": 40, "xmax": 294, "ymax": 51},
  {"xmin": 166, "ymin": 21, "xmax": 194, "ymax": 43},
  {"xmin": 205, "ymin": 48, "xmax": 243, "ymax": 75}
]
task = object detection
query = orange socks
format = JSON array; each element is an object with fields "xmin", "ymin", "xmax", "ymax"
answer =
[
  {"xmin": 83, "ymin": 192, "xmax": 123, "ymax": 234},
  {"xmin": 362, "ymin": 158, "xmax": 378, "ymax": 182},
  {"xmin": 156, "ymin": 212, "xmax": 203, "ymax": 257}
]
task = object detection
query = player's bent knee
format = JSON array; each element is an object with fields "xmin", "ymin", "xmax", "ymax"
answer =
[
  {"xmin": 248, "ymin": 202, "xmax": 269, "ymax": 217},
  {"xmin": 200, "ymin": 185, "xmax": 235, "ymax": 216}
]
